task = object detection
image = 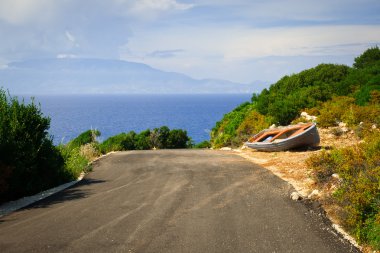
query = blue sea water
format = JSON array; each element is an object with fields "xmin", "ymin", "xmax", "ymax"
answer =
[{"xmin": 31, "ymin": 94, "xmax": 251, "ymax": 145}]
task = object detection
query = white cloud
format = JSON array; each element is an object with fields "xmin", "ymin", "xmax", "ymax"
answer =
[
  {"xmin": 0, "ymin": 0, "xmax": 56, "ymax": 25},
  {"xmin": 114, "ymin": 0, "xmax": 194, "ymax": 20},
  {"xmin": 121, "ymin": 24, "xmax": 380, "ymax": 82},
  {"xmin": 56, "ymin": 54, "xmax": 78, "ymax": 59},
  {"xmin": 131, "ymin": 0, "xmax": 194, "ymax": 11}
]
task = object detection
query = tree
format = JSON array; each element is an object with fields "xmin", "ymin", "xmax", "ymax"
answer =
[
  {"xmin": 150, "ymin": 126, "xmax": 170, "ymax": 149},
  {"xmin": 353, "ymin": 46, "xmax": 380, "ymax": 69},
  {"xmin": 167, "ymin": 129, "xmax": 189, "ymax": 149}
]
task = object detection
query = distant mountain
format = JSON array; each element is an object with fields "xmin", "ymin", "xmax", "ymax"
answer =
[{"xmin": 0, "ymin": 58, "xmax": 267, "ymax": 94}]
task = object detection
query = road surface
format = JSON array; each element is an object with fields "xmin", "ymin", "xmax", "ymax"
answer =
[{"xmin": 0, "ymin": 150, "xmax": 358, "ymax": 252}]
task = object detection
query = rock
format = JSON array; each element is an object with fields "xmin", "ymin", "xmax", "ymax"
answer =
[
  {"xmin": 269, "ymin": 124, "xmax": 276, "ymax": 129},
  {"xmin": 290, "ymin": 192, "xmax": 302, "ymax": 201},
  {"xmin": 241, "ymin": 145, "xmax": 248, "ymax": 150},
  {"xmin": 341, "ymin": 127, "xmax": 349, "ymax": 133},
  {"xmin": 300, "ymin": 112, "xmax": 317, "ymax": 121},
  {"xmin": 331, "ymin": 173, "xmax": 340, "ymax": 179},
  {"xmin": 372, "ymin": 124, "xmax": 377, "ymax": 129},
  {"xmin": 308, "ymin": 189, "xmax": 320, "ymax": 199},
  {"xmin": 338, "ymin": 122, "xmax": 347, "ymax": 128},
  {"xmin": 220, "ymin": 147, "xmax": 232, "ymax": 151}
]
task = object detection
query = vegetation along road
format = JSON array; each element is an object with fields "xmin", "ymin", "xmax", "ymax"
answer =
[{"xmin": 0, "ymin": 150, "xmax": 359, "ymax": 253}]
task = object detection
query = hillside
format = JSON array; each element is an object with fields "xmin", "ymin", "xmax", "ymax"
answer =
[
  {"xmin": 211, "ymin": 47, "xmax": 380, "ymax": 148},
  {"xmin": 211, "ymin": 47, "xmax": 380, "ymax": 251},
  {"xmin": 0, "ymin": 58, "xmax": 263, "ymax": 94}
]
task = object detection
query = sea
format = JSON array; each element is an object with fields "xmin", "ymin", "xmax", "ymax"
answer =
[{"xmin": 27, "ymin": 94, "xmax": 252, "ymax": 145}]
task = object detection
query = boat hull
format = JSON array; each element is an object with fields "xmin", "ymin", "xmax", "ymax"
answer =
[{"xmin": 245, "ymin": 124, "xmax": 320, "ymax": 152}]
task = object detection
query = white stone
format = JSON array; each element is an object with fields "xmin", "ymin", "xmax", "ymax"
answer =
[
  {"xmin": 220, "ymin": 147, "xmax": 232, "ymax": 151},
  {"xmin": 332, "ymin": 173, "xmax": 340, "ymax": 179},
  {"xmin": 300, "ymin": 112, "xmax": 317, "ymax": 121},
  {"xmin": 372, "ymin": 124, "xmax": 377, "ymax": 129},
  {"xmin": 338, "ymin": 122, "xmax": 347, "ymax": 128},
  {"xmin": 290, "ymin": 192, "xmax": 302, "ymax": 201},
  {"xmin": 308, "ymin": 189, "xmax": 320, "ymax": 199},
  {"xmin": 269, "ymin": 124, "xmax": 276, "ymax": 129}
]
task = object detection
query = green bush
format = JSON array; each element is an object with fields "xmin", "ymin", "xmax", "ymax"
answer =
[
  {"xmin": 307, "ymin": 130, "xmax": 380, "ymax": 249},
  {"xmin": 99, "ymin": 127, "xmax": 192, "ymax": 153},
  {"xmin": 167, "ymin": 129, "xmax": 190, "ymax": 149},
  {"xmin": 69, "ymin": 129, "xmax": 100, "ymax": 148},
  {"xmin": 211, "ymin": 102, "xmax": 255, "ymax": 148},
  {"xmin": 58, "ymin": 145, "xmax": 89, "ymax": 179},
  {"xmin": 0, "ymin": 89, "xmax": 69, "ymax": 203},
  {"xmin": 236, "ymin": 110, "xmax": 270, "ymax": 141},
  {"xmin": 99, "ymin": 133, "xmax": 129, "ymax": 154},
  {"xmin": 317, "ymin": 96, "xmax": 380, "ymax": 127},
  {"xmin": 194, "ymin": 140, "xmax": 211, "ymax": 149}
]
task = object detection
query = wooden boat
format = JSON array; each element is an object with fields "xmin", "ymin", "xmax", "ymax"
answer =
[{"xmin": 245, "ymin": 123, "xmax": 320, "ymax": 152}]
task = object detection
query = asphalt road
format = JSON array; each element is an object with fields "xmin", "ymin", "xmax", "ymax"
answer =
[{"xmin": 0, "ymin": 150, "xmax": 359, "ymax": 253}]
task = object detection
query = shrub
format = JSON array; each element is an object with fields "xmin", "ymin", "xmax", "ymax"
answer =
[
  {"xmin": 150, "ymin": 126, "xmax": 170, "ymax": 149},
  {"xmin": 80, "ymin": 143, "xmax": 101, "ymax": 161},
  {"xmin": 99, "ymin": 133, "xmax": 129, "ymax": 154},
  {"xmin": 167, "ymin": 129, "xmax": 190, "ymax": 149},
  {"xmin": 211, "ymin": 102, "xmax": 254, "ymax": 148},
  {"xmin": 0, "ymin": 89, "xmax": 68, "ymax": 202},
  {"xmin": 307, "ymin": 129, "xmax": 380, "ymax": 249},
  {"xmin": 194, "ymin": 140, "xmax": 211, "ymax": 149},
  {"xmin": 69, "ymin": 129, "xmax": 100, "ymax": 148},
  {"xmin": 236, "ymin": 110, "xmax": 270, "ymax": 141},
  {"xmin": 317, "ymin": 96, "xmax": 380, "ymax": 127},
  {"xmin": 134, "ymin": 129, "xmax": 152, "ymax": 150},
  {"xmin": 58, "ymin": 145, "xmax": 89, "ymax": 179}
]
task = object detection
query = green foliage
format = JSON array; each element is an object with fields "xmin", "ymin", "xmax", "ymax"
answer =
[
  {"xmin": 353, "ymin": 46, "xmax": 380, "ymax": 69},
  {"xmin": 167, "ymin": 129, "xmax": 190, "ymax": 149},
  {"xmin": 69, "ymin": 129, "xmax": 100, "ymax": 148},
  {"xmin": 194, "ymin": 140, "xmax": 211, "ymax": 149},
  {"xmin": 0, "ymin": 89, "xmax": 69, "ymax": 202},
  {"xmin": 57, "ymin": 129, "xmax": 102, "ymax": 180},
  {"xmin": 317, "ymin": 96, "xmax": 380, "ymax": 127},
  {"xmin": 254, "ymin": 64, "xmax": 350, "ymax": 125},
  {"xmin": 150, "ymin": 126, "xmax": 170, "ymax": 149},
  {"xmin": 99, "ymin": 126, "xmax": 192, "ymax": 153},
  {"xmin": 211, "ymin": 47, "xmax": 380, "ymax": 149},
  {"xmin": 134, "ymin": 129, "xmax": 152, "ymax": 150},
  {"xmin": 236, "ymin": 110, "xmax": 270, "ymax": 141},
  {"xmin": 99, "ymin": 132, "xmax": 131, "ymax": 154},
  {"xmin": 211, "ymin": 102, "xmax": 256, "ymax": 148},
  {"xmin": 58, "ymin": 145, "xmax": 89, "ymax": 179},
  {"xmin": 307, "ymin": 130, "xmax": 380, "ymax": 248}
]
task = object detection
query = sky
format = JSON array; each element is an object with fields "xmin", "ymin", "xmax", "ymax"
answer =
[{"xmin": 0, "ymin": 0, "xmax": 380, "ymax": 84}]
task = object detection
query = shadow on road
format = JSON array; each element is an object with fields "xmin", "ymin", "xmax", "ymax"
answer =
[
  {"xmin": 29, "ymin": 178, "xmax": 106, "ymax": 209},
  {"xmin": 0, "ymin": 178, "xmax": 107, "ymax": 220}
]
